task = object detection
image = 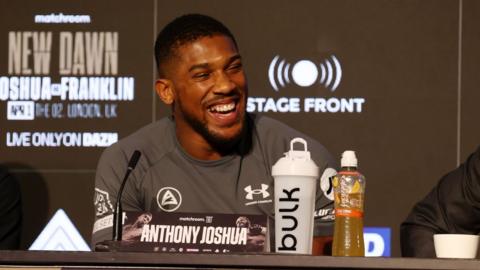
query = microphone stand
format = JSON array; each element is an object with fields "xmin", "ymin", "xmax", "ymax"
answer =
[{"xmin": 113, "ymin": 150, "xmax": 141, "ymax": 241}]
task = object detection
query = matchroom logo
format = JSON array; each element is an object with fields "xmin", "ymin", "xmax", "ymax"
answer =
[{"xmin": 247, "ymin": 54, "xmax": 365, "ymax": 114}]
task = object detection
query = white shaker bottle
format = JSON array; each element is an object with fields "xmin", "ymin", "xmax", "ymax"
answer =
[{"xmin": 272, "ymin": 137, "xmax": 319, "ymax": 254}]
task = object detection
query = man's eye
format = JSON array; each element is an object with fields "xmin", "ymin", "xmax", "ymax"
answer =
[
  {"xmin": 193, "ymin": 72, "xmax": 210, "ymax": 79},
  {"xmin": 228, "ymin": 63, "xmax": 242, "ymax": 71}
]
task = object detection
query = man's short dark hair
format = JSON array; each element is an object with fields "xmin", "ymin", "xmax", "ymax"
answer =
[{"xmin": 154, "ymin": 14, "xmax": 238, "ymax": 77}]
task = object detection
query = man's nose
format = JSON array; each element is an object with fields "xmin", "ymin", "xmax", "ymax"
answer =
[{"xmin": 213, "ymin": 71, "xmax": 236, "ymax": 94}]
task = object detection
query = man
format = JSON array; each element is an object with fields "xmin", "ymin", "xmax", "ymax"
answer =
[
  {"xmin": 401, "ymin": 146, "xmax": 480, "ymax": 257},
  {"xmin": 92, "ymin": 14, "xmax": 336, "ymax": 253}
]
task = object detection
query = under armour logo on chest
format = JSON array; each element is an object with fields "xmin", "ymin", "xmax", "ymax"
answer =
[{"xmin": 244, "ymin": 184, "xmax": 270, "ymax": 200}]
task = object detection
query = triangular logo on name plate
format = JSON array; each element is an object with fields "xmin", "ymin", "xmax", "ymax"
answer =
[{"xmin": 29, "ymin": 208, "xmax": 91, "ymax": 251}]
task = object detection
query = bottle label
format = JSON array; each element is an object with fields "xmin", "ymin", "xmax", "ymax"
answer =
[
  {"xmin": 338, "ymin": 171, "xmax": 360, "ymax": 176},
  {"xmin": 335, "ymin": 208, "xmax": 364, "ymax": 218},
  {"xmin": 332, "ymin": 172, "xmax": 365, "ymax": 211}
]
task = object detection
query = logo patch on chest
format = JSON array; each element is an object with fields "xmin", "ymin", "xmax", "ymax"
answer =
[
  {"xmin": 156, "ymin": 187, "xmax": 182, "ymax": 212},
  {"xmin": 244, "ymin": 184, "xmax": 273, "ymax": 206}
]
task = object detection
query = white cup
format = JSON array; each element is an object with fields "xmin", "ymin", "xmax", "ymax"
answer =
[
  {"xmin": 433, "ymin": 234, "xmax": 480, "ymax": 259},
  {"xmin": 272, "ymin": 138, "xmax": 319, "ymax": 254}
]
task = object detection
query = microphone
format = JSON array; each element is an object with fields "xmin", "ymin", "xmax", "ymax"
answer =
[{"xmin": 112, "ymin": 150, "xmax": 142, "ymax": 241}]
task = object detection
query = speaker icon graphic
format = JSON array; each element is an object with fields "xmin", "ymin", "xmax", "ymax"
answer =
[{"xmin": 268, "ymin": 55, "xmax": 342, "ymax": 91}]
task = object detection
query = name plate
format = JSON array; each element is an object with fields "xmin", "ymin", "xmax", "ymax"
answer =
[{"xmin": 121, "ymin": 212, "xmax": 268, "ymax": 253}]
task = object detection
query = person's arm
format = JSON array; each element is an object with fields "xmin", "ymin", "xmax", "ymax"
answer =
[
  {"xmin": 401, "ymin": 146, "xmax": 480, "ymax": 257},
  {"xmin": 400, "ymin": 187, "xmax": 447, "ymax": 257},
  {"xmin": 91, "ymin": 146, "xmax": 143, "ymax": 248}
]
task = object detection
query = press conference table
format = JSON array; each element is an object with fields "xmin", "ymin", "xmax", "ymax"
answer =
[{"xmin": 0, "ymin": 250, "xmax": 479, "ymax": 270}]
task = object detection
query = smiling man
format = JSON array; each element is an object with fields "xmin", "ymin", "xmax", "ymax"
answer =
[
  {"xmin": 155, "ymin": 33, "xmax": 247, "ymax": 160},
  {"xmin": 92, "ymin": 14, "xmax": 337, "ymax": 254}
]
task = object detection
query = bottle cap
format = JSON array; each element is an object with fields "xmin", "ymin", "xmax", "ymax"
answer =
[
  {"xmin": 341, "ymin": 150, "xmax": 358, "ymax": 167},
  {"xmin": 272, "ymin": 138, "xmax": 319, "ymax": 177}
]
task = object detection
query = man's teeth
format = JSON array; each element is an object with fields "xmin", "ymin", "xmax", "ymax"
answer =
[{"xmin": 210, "ymin": 103, "xmax": 235, "ymax": 112}]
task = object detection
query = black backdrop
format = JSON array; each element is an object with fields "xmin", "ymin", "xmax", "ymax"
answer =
[{"xmin": 1, "ymin": 0, "xmax": 479, "ymax": 256}]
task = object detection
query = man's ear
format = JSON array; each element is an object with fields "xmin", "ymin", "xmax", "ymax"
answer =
[{"xmin": 155, "ymin": 79, "xmax": 174, "ymax": 105}]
